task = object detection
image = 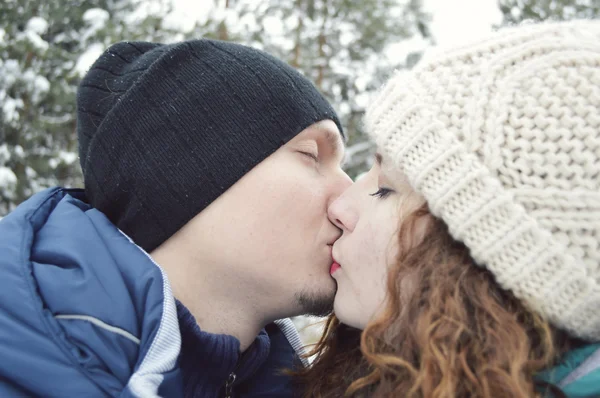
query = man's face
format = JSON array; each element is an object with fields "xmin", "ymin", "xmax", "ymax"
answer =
[{"xmin": 185, "ymin": 120, "xmax": 351, "ymax": 318}]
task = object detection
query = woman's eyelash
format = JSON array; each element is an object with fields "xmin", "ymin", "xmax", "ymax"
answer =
[
  {"xmin": 299, "ymin": 151, "xmax": 318, "ymax": 161},
  {"xmin": 370, "ymin": 187, "xmax": 393, "ymax": 199}
]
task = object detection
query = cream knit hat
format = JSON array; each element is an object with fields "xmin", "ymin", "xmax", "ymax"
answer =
[{"xmin": 366, "ymin": 20, "xmax": 600, "ymax": 340}]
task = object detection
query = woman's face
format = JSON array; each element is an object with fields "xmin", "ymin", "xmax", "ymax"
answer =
[{"xmin": 328, "ymin": 154, "xmax": 425, "ymax": 329}]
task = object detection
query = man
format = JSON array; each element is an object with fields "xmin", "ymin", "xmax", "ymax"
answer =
[{"xmin": 0, "ymin": 38, "xmax": 351, "ymax": 397}]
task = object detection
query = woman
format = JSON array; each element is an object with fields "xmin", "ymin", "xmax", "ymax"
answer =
[{"xmin": 295, "ymin": 20, "xmax": 600, "ymax": 397}]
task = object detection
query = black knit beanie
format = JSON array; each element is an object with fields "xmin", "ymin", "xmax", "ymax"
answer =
[{"xmin": 76, "ymin": 39, "xmax": 342, "ymax": 253}]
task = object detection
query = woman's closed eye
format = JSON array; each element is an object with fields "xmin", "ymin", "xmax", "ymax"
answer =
[{"xmin": 370, "ymin": 187, "xmax": 393, "ymax": 199}]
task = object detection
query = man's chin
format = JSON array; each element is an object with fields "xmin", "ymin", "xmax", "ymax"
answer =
[{"xmin": 295, "ymin": 285, "xmax": 336, "ymax": 317}]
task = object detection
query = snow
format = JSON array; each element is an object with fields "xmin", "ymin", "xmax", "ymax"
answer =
[
  {"xmin": 32, "ymin": 75, "xmax": 50, "ymax": 100},
  {"xmin": 162, "ymin": 6, "xmax": 201, "ymax": 32},
  {"xmin": 338, "ymin": 102, "xmax": 351, "ymax": 116},
  {"xmin": 354, "ymin": 91, "xmax": 371, "ymax": 109},
  {"xmin": 0, "ymin": 145, "xmax": 10, "ymax": 163},
  {"xmin": 2, "ymin": 98, "xmax": 24, "ymax": 124},
  {"xmin": 128, "ymin": 0, "xmax": 166, "ymax": 23},
  {"xmin": 385, "ymin": 35, "xmax": 430, "ymax": 65},
  {"xmin": 261, "ymin": 15, "xmax": 294, "ymax": 51},
  {"xmin": 40, "ymin": 113, "xmax": 74, "ymax": 125},
  {"xmin": 20, "ymin": 70, "xmax": 50, "ymax": 104},
  {"xmin": 423, "ymin": 0, "xmax": 503, "ymax": 47},
  {"xmin": 262, "ymin": 15, "xmax": 284, "ymax": 37},
  {"xmin": 59, "ymin": 151, "xmax": 78, "ymax": 165},
  {"xmin": 26, "ymin": 17, "xmax": 49, "ymax": 35},
  {"xmin": 48, "ymin": 159, "xmax": 59, "ymax": 169},
  {"xmin": 0, "ymin": 167, "xmax": 17, "ymax": 190},
  {"xmin": 171, "ymin": 0, "xmax": 214, "ymax": 22},
  {"xmin": 0, "ymin": 28, "xmax": 5, "ymax": 45},
  {"xmin": 74, "ymin": 42, "xmax": 105, "ymax": 76},
  {"xmin": 22, "ymin": 17, "xmax": 50, "ymax": 51},
  {"xmin": 339, "ymin": 27, "xmax": 355, "ymax": 48},
  {"xmin": 354, "ymin": 76, "xmax": 369, "ymax": 93},
  {"xmin": 167, "ymin": 0, "xmax": 258, "ymax": 33},
  {"xmin": 2, "ymin": 59, "xmax": 20, "ymax": 87},
  {"xmin": 25, "ymin": 30, "xmax": 49, "ymax": 51},
  {"xmin": 240, "ymin": 12, "xmax": 259, "ymax": 35},
  {"xmin": 13, "ymin": 145, "xmax": 24, "ymax": 159},
  {"xmin": 258, "ymin": 15, "xmax": 298, "ymax": 52},
  {"xmin": 83, "ymin": 8, "xmax": 110, "ymax": 26},
  {"xmin": 82, "ymin": 8, "xmax": 110, "ymax": 41},
  {"xmin": 49, "ymin": 151, "xmax": 78, "ymax": 169},
  {"xmin": 129, "ymin": 0, "xmax": 197, "ymax": 33},
  {"xmin": 25, "ymin": 166, "xmax": 37, "ymax": 178}
]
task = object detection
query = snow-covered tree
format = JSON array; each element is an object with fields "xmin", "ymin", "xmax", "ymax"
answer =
[
  {"xmin": 499, "ymin": 0, "xmax": 600, "ymax": 25},
  {"xmin": 0, "ymin": 0, "xmax": 178, "ymax": 214}
]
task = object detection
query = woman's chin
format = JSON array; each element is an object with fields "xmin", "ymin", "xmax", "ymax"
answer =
[{"xmin": 333, "ymin": 298, "xmax": 366, "ymax": 330}]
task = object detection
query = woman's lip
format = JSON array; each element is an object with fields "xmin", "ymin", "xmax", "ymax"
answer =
[
  {"xmin": 330, "ymin": 262, "xmax": 341, "ymax": 274},
  {"xmin": 330, "ymin": 246, "xmax": 341, "ymax": 274}
]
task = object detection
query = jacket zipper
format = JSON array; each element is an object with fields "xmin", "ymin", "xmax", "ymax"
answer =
[
  {"xmin": 223, "ymin": 349, "xmax": 253, "ymax": 398},
  {"xmin": 224, "ymin": 372, "xmax": 236, "ymax": 398}
]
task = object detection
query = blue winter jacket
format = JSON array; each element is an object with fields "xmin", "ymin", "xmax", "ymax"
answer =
[{"xmin": 0, "ymin": 188, "xmax": 304, "ymax": 397}]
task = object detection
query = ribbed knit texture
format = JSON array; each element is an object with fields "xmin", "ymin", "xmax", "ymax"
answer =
[
  {"xmin": 76, "ymin": 39, "xmax": 342, "ymax": 252},
  {"xmin": 366, "ymin": 20, "xmax": 600, "ymax": 340},
  {"xmin": 176, "ymin": 300, "xmax": 270, "ymax": 398}
]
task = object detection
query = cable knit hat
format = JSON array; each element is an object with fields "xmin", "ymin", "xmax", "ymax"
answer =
[
  {"xmin": 366, "ymin": 20, "xmax": 600, "ymax": 340},
  {"xmin": 77, "ymin": 39, "xmax": 342, "ymax": 253}
]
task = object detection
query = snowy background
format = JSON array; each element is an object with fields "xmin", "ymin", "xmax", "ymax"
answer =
[{"xmin": 1, "ymin": 0, "xmax": 598, "ymax": 344}]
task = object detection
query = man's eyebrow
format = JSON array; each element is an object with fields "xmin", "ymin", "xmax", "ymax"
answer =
[
  {"xmin": 322, "ymin": 128, "xmax": 344, "ymax": 162},
  {"xmin": 375, "ymin": 153, "xmax": 383, "ymax": 165}
]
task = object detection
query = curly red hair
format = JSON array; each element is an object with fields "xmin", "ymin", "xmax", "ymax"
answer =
[{"xmin": 293, "ymin": 205, "xmax": 582, "ymax": 397}]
